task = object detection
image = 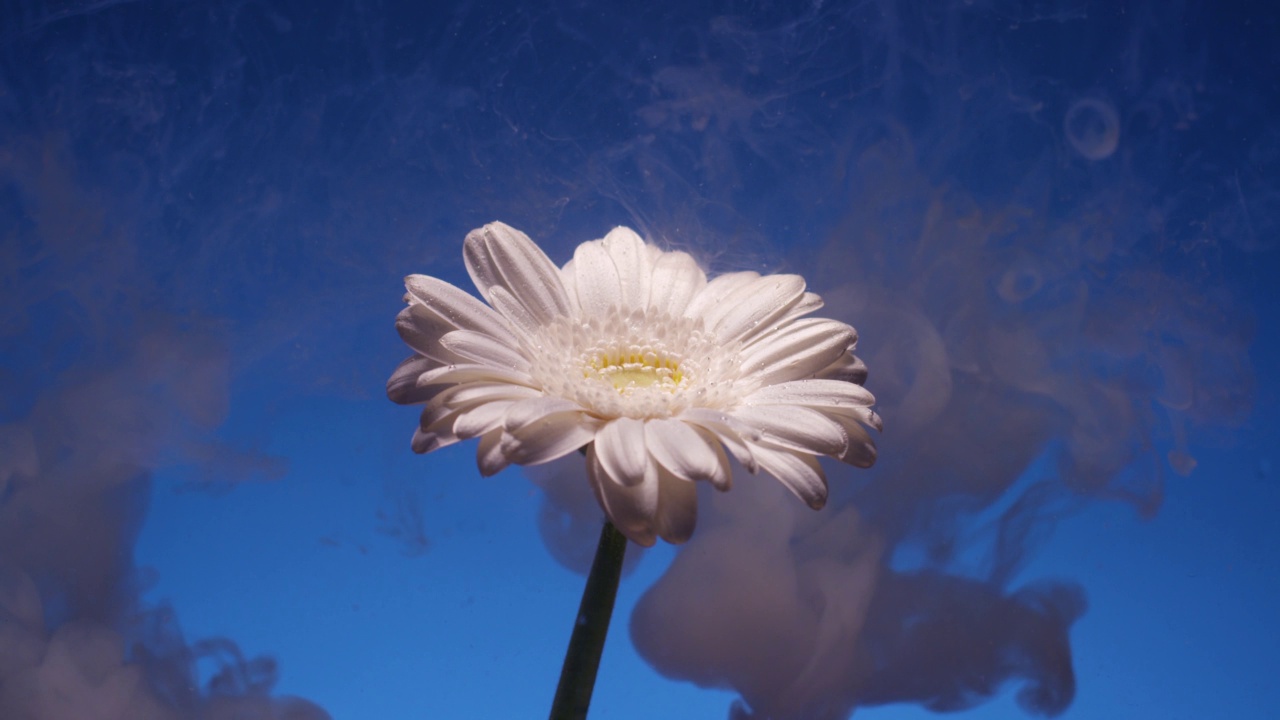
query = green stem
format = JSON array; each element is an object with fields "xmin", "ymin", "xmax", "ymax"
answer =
[{"xmin": 548, "ymin": 520, "xmax": 628, "ymax": 720}]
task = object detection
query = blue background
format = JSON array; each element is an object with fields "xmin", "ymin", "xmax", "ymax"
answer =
[{"xmin": 1, "ymin": 1, "xmax": 1276, "ymax": 718}]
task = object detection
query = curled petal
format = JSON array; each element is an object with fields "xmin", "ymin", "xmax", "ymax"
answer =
[
  {"xmin": 645, "ymin": 418, "xmax": 730, "ymax": 488},
  {"xmin": 477, "ymin": 429, "xmax": 510, "ymax": 476},
  {"xmin": 817, "ymin": 351, "xmax": 869, "ymax": 385},
  {"xmin": 387, "ymin": 356, "xmax": 436, "ymax": 404},
  {"xmin": 831, "ymin": 413, "xmax": 878, "ymax": 468},
  {"xmin": 588, "ymin": 444, "xmax": 659, "ymax": 546},
  {"xmin": 750, "ymin": 444, "xmax": 828, "ymax": 509},
  {"xmin": 499, "ymin": 400, "xmax": 597, "ymax": 466},
  {"xmin": 679, "ymin": 408, "xmax": 759, "ymax": 474},
  {"xmin": 595, "ymin": 418, "xmax": 651, "ymax": 487},
  {"xmin": 654, "ymin": 466, "xmax": 698, "ymax": 544},
  {"xmin": 411, "ymin": 426, "xmax": 458, "ymax": 455}
]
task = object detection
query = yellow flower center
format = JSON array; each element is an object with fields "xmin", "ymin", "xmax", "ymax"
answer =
[{"xmin": 588, "ymin": 350, "xmax": 684, "ymax": 394}]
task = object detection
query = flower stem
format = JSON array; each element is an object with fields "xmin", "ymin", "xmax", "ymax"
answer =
[{"xmin": 548, "ymin": 520, "xmax": 628, "ymax": 720}]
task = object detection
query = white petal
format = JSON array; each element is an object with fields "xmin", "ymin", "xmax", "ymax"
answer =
[
  {"xmin": 387, "ymin": 356, "xmax": 436, "ymax": 404},
  {"xmin": 588, "ymin": 445, "xmax": 658, "ymax": 546},
  {"xmin": 404, "ymin": 274, "xmax": 518, "ymax": 346},
  {"xmin": 463, "ymin": 222, "xmax": 572, "ymax": 327},
  {"xmin": 500, "ymin": 399, "xmax": 597, "ymax": 465},
  {"xmin": 487, "ymin": 284, "xmax": 544, "ymax": 338},
  {"xmin": 691, "ymin": 424, "xmax": 733, "ymax": 491},
  {"xmin": 477, "ymin": 429, "xmax": 510, "ymax": 476},
  {"xmin": 738, "ymin": 318, "xmax": 855, "ymax": 385},
  {"xmin": 745, "ymin": 310, "xmax": 858, "ymax": 354},
  {"xmin": 743, "ymin": 378, "xmax": 876, "ymax": 409},
  {"xmin": 572, "ymin": 240, "xmax": 623, "ymax": 316},
  {"xmin": 594, "ymin": 418, "xmax": 650, "ymax": 487},
  {"xmin": 453, "ymin": 400, "xmax": 514, "ymax": 439},
  {"xmin": 831, "ymin": 413, "xmax": 878, "ymax": 468},
  {"xmin": 415, "ymin": 363, "xmax": 536, "ymax": 390},
  {"xmin": 503, "ymin": 396, "xmax": 583, "ymax": 431},
  {"xmin": 706, "ymin": 274, "xmax": 807, "ymax": 344},
  {"xmin": 602, "ymin": 227, "xmax": 651, "ymax": 309},
  {"xmin": 739, "ymin": 292, "xmax": 826, "ymax": 351},
  {"xmin": 730, "ymin": 405, "xmax": 847, "ymax": 457},
  {"xmin": 438, "ymin": 329, "xmax": 529, "ymax": 371},
  {"xmin": 679, "ymin": 408, "xmax": 758, "ymax": 473},
  {"xmin": 435, "ymin": 381, "xmax": 540, "ymax": 408},
  {"xmin": 411, "ymin": 426, "xmax": 459, "ymax": 454},
  {"xmin": 817, "ymin": 351, "xmax": 869, "ymax": 385},
  {"xmin": 654, "ymin": 466, "xmax": 698, "ymax": 544},
  {"xmin": 395, "ymin": 305, "xmax": 458, "ymax": 363},
  {"xmin": 559, "ymin": 259, "xmax": 581, "ymax": 315},
  {"xmin": 863, "ymin": 407, "xmax": 884, "ymax": 432},
  {"xmin": 683, "ymin": 271, "xmax": 760, "ymax": 321},
  {"xmin": 645, "ymin": 418, "xmax": 729, "ymax": 488},
  {"xmin": 501, "ymin": 419, "xmax": 597, "ymax": 466},
  {"xmin": 750, "ymin": 444, "xmax": 828, "ymax": 509},
  {"xmin": 418, "ymin": 401, "xmax": 456, "ymax": 431},
  {"xmin": 647, "ymin": 250, "xmax": 706, "ymax": 316},
  {"xmin": 785, "ymin": 292, "xmax": 825, "ymax": 321}
]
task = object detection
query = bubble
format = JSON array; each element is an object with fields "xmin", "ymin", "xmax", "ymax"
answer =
[
  {"xmin": 1065, "ymin": 98, "xmax": 1121, "ymax": 160},
  {"xmin": 996, "ymin": 258, "xmax": 1044, "ymax": 304}
]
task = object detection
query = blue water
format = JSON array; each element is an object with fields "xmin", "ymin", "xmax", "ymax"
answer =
[{"xmin": 1, "ymin": 1, "xmax": 1275, "ymax": 718}]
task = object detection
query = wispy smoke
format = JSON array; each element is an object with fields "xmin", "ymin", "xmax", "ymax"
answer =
[
  {"xmin": 1, "ymin": 0, "xmax": 1267, "ymax": 718},
  {"xmin": 535, "ymin": 2, "xmax": 1261, "ymax": 719},
  {"xmin": 0, "ymin": 104, "xmax": 321, "ymax": 720}
]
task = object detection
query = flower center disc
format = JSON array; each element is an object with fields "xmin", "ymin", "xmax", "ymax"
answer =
[
  {"xmin": 529, "ymin": 307, "xmax": 745, "ymax": 419},
  {"xmin": 590, "ymin": 352, "xmax": 683, "ymax": 394}
]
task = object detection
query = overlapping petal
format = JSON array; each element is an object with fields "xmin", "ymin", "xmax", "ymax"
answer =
[
  {"xmin": 595, "ymin": 418, "xmax": 650, "ymax": 487},
  {"xmin": 729, "ymin": 405, "xmax": 848, "ymax": 457},
  {"xmin": 404, "ymin": 273, "xmax": 519, "ymax": 346},
  {"xmin": 463, "ymin": 222, "xmax": 572, "ymax": 328},
  {"xmin": 705, "ymin": 274, "xmax": 807, "ymax": 344},
  {"xmin": 645, "ymin": 418, "xmax": 730, "ymax": 489},
  {"xmin": 572, "ymin": 240, "xmax": 624, "ymax": 317},
  {"xmin": 601, "ymin": 226, "xmax": 652, "ymax": 309},
  {"xmin": 647, "ymin": 250, "xmax": 706, "ymax": 316},
  {"xmin": 738, "ymin": 318, "xmax": 856, "ymax": 386},
  {"xmin": 588, "ymin": 444, "xmax": 659, "ymax": 546},
  {"xmin": 750, "ymin": 444, "xmax": 829, "ymax": 509}
]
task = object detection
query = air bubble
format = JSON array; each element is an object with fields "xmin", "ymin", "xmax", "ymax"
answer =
[{"xmin": 1065, "ymin": 97, "xmax": 1120, "ymax": 161}]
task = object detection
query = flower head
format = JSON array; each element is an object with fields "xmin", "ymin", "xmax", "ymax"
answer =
[{"xmin": 388, "ymin": 222, "xmax": 880, "ymax": 545}]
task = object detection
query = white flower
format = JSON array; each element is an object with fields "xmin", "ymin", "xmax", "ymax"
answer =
[{"xmin": 388, "ymin": 222, "xmax": 880, "ymax": 546}]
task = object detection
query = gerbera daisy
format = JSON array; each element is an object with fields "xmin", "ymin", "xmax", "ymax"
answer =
[{"xmin": 388, "ymin": 222, "xmax": 880, "ymax": 546}]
